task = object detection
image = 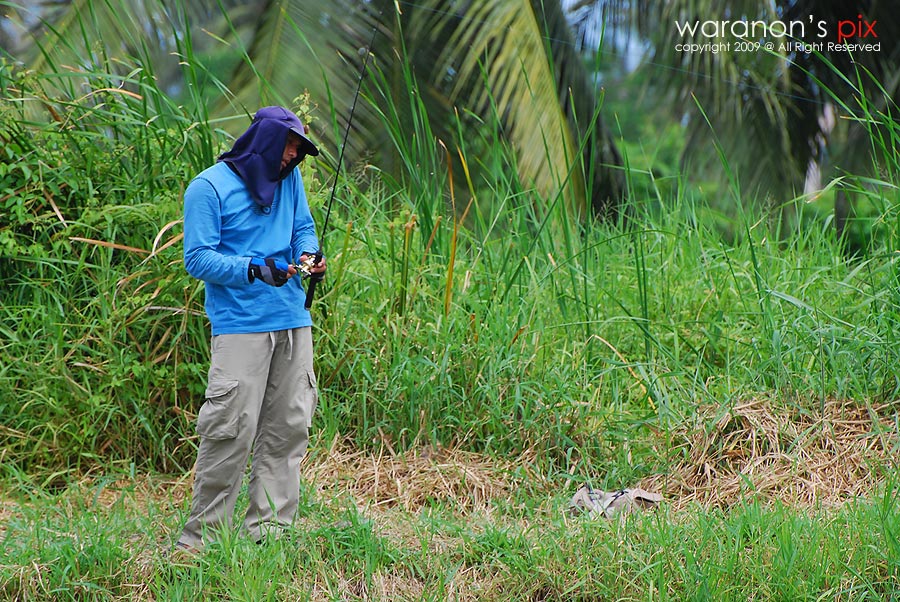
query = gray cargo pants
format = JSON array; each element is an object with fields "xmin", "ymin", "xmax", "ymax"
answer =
[{"xmin": 178, "ymin": 327, "xmax": 318, "ymax": 549}]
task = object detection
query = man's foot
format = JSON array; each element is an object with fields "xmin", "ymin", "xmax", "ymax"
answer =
[{"xmin": 163, "ymin": 540, "xmax": 200, "ymax": 563}]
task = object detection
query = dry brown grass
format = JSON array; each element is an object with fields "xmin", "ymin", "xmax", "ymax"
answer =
[
  {"xmin": 4, "ymin": 397, "xmax": 894, "ymax": 526},
  {"xmin": 302, "ymin": 435, "xmax": 548, "ymax": 514},
  {"xmin": 640, "ymin": 397, "xmax": 899, "ymax": 511},
  {"xmin": 34, "ymin": 396, "xmax": 895, "ymax": 518},
  {"xmin": 298, "ymin": 398, "xmax": 897, "ymax": 517}
]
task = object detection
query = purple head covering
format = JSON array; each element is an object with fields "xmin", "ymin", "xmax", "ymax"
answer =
[{"xmin": 219, "ymin": 106, "xmax": 319, "ymax": 208}]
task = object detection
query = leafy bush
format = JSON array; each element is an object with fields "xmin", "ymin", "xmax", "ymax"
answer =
[{"xmin": 0, "ymin": 60, "xmax": 213, "ymax": 472}]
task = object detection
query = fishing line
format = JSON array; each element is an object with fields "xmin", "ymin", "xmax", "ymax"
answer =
[{"xmin": 302, "ymin": 19, "xmax": 379, "ymax": 310}]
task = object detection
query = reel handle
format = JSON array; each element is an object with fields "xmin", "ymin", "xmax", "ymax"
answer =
[{"xmin": 302, "ymin": 252, "xmax": 324, "ymax": 310}]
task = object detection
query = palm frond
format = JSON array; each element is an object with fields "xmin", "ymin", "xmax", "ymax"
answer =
[
  {"xmin": 224, "ymin": 1, "xmax": 398, "ymax": 162},
  {"xmin": 416, "ymin": 0, "xmax": 624, "ymax": 218},
  {"xmin": 13, "ymin": 0, "xmax": 630, "ymax": 218}
]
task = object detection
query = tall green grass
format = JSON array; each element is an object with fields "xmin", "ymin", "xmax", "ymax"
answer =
[
  {"xmin": 1, "ymin": 2, "xmax": 898, "ymax": 485},
  {"xmin": 0, "ymin": 55, "xmax": 213, "ymax": 473}
]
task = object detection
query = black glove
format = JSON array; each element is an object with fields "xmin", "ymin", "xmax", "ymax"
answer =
[{"xmin": 248, "ymin": 257, "xmax": 291, "ymax": 287}]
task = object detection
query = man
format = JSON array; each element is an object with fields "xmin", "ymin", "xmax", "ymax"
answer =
[{"xmin": 177, "ymin": 106, "xmax": 326, "ymax": 551}]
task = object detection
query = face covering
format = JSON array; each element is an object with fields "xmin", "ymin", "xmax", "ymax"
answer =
[{"xmin": 218, "ymin": 106, "xmax": 319, "ymax": 208}]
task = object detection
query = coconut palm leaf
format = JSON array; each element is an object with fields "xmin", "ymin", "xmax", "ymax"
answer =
[
  {"xmin": 226, "ymin": 0, "xmax": 625, "ymax": 218},
  {"xmin": 222, "ymin": 1, "xmax": 390, "ymax": 150},
  {"xmin": 412, "ymin": 0, "xmax": 624, "ymax": 218},
  {"xmin": 6, "ymin": 0, "xmax": 628, "ymax": 219},
  {"xmin": 7, "ymin": 1, "xmax": 214, "ymax": 80}
]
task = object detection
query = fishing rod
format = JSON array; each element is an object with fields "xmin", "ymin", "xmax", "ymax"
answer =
[{"xmin": 297, "ymin": 22, "xmax": 379, "ymax": 310}]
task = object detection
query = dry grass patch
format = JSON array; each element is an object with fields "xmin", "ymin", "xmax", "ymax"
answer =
[
  {"xmin": 642, "ymin": 397, "xmax": 899, "ymax": 510},
  {"xmin": 304, "ymin": 569, "xmax": 428, "ymax": 602},
  {"xmin": 302, "ymin": 436, "xmax": 549, "ymax": 514}
]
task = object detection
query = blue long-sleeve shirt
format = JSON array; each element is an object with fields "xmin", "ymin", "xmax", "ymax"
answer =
[{"xmin": 183, "ymin": 162, "xmax": 319, "ymax": 335}]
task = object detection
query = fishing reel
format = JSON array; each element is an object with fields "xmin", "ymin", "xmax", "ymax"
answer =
[
  {"xmin": 292, "ymin": 255, "xmax": 318, "ymax": 278},
  {"xmin": 293, "ymin": 254, "xmax": 324, "ymax": 310}
]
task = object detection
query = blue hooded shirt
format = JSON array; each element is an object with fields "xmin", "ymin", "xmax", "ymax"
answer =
[{"xmin": 183, "ymin": 107, "xmax": 321, "ymax": 335}]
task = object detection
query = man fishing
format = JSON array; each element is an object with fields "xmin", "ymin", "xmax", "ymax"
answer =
[{"xmin": 177, "ymin": 106, "xmax": 326, "ymax": 551}]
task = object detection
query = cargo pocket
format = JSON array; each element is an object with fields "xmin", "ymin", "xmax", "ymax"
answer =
[
  {"xmin": 305, "ymin": 371, "xmax": 319, "ymax": 428},
  {"xmin": 197, "ymin": 379, "xmax": 241, "ymax": 440}
]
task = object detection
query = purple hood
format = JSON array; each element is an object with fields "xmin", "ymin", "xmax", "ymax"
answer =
[{"xmin": 219, "ymin": 106, "xmax": 319, "ymax": 208}]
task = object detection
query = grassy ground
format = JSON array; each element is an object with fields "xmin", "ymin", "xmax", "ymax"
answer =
[{"xmin": 2, "ymin": 395, "xmax": 898, "ymax": 601}]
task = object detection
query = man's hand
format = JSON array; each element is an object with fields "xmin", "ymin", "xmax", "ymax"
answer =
[
  {"xmin": 298, "ymin": 253, "xmax": 327, "ymax": 279},
  {"xmin": 300, "ymin": 253, "xmax": 326, "ymax": 310},
  {"xmin": 249, "ymin": 257, "xmax": 297, "ymax": 287}
]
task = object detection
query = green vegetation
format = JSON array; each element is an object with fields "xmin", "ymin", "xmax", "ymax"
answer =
[
  {"xmin": 2, "ymin": 459, "xmax": 899, "ymax": 599},
  {"xmin": 1, "ymin": 1, "xmax": 899, "ymax": 599}
]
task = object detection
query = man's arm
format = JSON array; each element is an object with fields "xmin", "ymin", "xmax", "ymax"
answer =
[{"xmin": 183, "ymin": 177, "xmax": 252, "ymax": 286}]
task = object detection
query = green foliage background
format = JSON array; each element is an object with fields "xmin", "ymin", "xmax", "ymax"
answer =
[
  {"xmin": 1, "ymin": 3, "xmax": 899, "ymax": 599},
  {"xmin": 0, "ymin": 7, "xmax": 898, "ymax": 485}
]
